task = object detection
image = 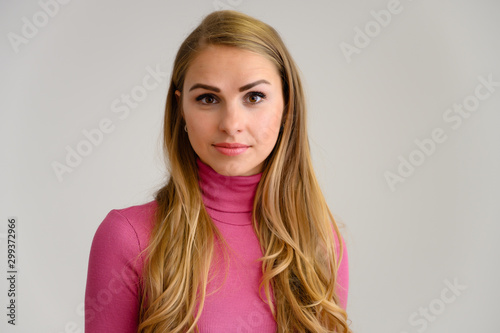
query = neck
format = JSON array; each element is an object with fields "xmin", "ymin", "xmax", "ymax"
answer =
[{"xmin": 197, "ymin": 158, "xmax": 262, "ymax": 213}]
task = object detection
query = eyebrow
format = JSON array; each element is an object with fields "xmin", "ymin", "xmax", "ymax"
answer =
[
  {"xmin": 189, "ymin": 83, "xmax": 220, "ymax": 92},
  {"xmin": 238, "ymin": 79, "xmax": 271, "ymax": 92},
  {"xmin": 188, "ymin": 79, "xmax": 271, "ymax": 93}
]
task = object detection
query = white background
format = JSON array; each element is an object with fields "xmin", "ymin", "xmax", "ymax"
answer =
[{"xmin": 1, "ymin": 0, "xmax": 499, "ymax": 332}]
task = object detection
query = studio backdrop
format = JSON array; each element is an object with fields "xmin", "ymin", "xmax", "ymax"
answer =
[{"xmin": 1, "ymin": 0, "xmax": 499, "ymax": 332}]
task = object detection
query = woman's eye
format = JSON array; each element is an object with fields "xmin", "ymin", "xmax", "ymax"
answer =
[
  {"xmin": 246, "ymin": 92, "xmax": 266, "ymax": 104},
  {"xmin": 196, "ymin": 94, "xmax": 218, "ymax": 104}
]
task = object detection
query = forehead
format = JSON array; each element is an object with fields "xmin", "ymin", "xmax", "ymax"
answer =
[{"xmin": 184, "ymin": 45, "xmax": 280, "ymax": 88}]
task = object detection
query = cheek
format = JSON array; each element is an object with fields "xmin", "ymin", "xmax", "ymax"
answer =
[
  {"xmin": 254, "ymin": 110, "xmax": 282, "ymax": 144},
  {"xmin": 183, "ymin": 111, "xmax": 210, "ymax": 147},
  {"xmin": 183, "ymin": 104, "xmax": 214, "ymax": 133}
]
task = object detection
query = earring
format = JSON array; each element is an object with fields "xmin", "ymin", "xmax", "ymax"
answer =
[{"xmin": 184, "ymin": 125, "xmax": 188, "ymax": 132}]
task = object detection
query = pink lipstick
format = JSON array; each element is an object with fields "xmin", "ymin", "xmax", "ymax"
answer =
[{"xmin": 213, "ymin": 143, "xmax": 250, "ymax": 156}]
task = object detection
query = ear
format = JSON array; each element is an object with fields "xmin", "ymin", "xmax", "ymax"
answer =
[{"xmin": 175, "ymin": 90, "xmax": 184, "ymax": 116}]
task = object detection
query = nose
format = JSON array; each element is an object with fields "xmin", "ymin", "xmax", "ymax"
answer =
[{"xmin": 218, "ymin": 101, "xmax": 243, "ymax": 136}]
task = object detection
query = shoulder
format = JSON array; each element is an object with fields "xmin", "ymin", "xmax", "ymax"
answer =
[
  {"xmin": 106, "ymin": 201, "xmax": 157, "ymax": 241},
  {"xmin": 92, "ymin": 200, "xmax": 157, "ymax": 259},
  {"xmin": 330, "ymin": 223, "xmax": 349, "ymax": 309},
  {"xmin": 86, "ymin": 201, "xmax": 157, "ymax": 331},
  {"xmin": 329, "ymin": 221, "xmax": 346, "ymax": 257}
]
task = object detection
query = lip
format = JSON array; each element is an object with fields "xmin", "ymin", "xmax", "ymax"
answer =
[{"xmin": 213, "ymin": 142, "xmax": 250, "ymax": 156}]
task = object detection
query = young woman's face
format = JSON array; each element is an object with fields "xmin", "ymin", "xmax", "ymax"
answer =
[{"xmin": 177, "ymin": 45, "xmax": 284, "ymax": 176}]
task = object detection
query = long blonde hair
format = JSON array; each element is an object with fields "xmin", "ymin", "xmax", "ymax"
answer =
[{"xmin": 138, "ymin": 10, "xmax": 351, "ymax": 333}]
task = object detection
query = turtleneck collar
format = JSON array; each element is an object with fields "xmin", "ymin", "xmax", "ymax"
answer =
[{"xmin": 197, "ymin": 158, "xmax": 262, "ymax": 213}]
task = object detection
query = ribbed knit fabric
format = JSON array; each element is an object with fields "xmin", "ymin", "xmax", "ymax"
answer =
[
  {"xmin": 195, "ymin": 158, "xmax": 277, "ymax": 332},
  {"xmin": 85, "ymin": 159, "xmax": 348, "ymax": 332}
]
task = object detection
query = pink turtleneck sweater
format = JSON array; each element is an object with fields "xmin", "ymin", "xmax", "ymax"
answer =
[{"xmin": 85, "ymin": 160, "xmax": 348, "ymax": 332}]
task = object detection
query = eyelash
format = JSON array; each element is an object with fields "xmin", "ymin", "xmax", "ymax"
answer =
[{"xmin": 195, "ymin": 91, "xmax": 267, "ymax": 105}]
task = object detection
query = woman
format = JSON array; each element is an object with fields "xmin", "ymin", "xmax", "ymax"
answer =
[{"xmin": 85, "ymin": 10, "xmax": 351, "ymax": 333}]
